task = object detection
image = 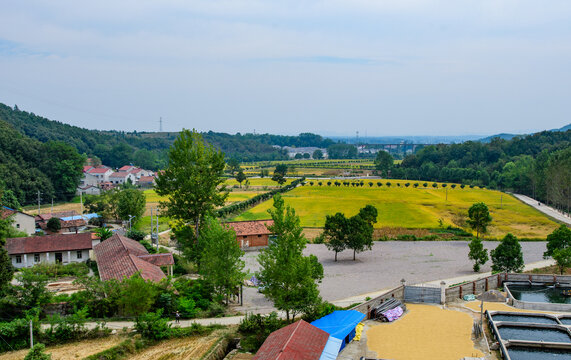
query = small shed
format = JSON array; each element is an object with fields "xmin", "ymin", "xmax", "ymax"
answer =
[
  {"xmin": 253, "ymin": 319, "xmax": 341, "ymax": 360},
  {"xmin": 311, "ymin": 310, "xmax": 366, "ymax": 352}
]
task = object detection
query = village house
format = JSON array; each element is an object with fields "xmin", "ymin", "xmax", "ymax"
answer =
[
  {"xmin": 5, "ymin": 232, "xmax": 100, "ymax": 269},
  {"xmin": 85, "ymin": 166, "xmax": 113, "ymax": 183},
  {"xmin": 93, "ymin": 234, "xmax": 174, "ymax": 282},
  {"xmin": 226, "ymin": 220, "xmax": 274, "ymax": 249},
  {"xmin": 79, "ymin": 171, "xmax": 99, "ymax": 187},
  {"xmin": 76, "ymin": 184, "xmax": 101, "ymax": 196},
  {"xmin": 109, "ymin": 171, "xmax": 136, "ymax": 185},
  {"xmin": 138, "ymin": 175, "xmax": 156, "ymax": 188},
  {"xmin": 1, "ymin": 207, "xmax": 36, "ymax": 236},
  {"xmin": 35, "ymin": 211, "xmax": 78, "ymax": 230}
]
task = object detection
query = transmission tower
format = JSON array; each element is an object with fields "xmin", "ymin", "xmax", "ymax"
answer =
[{"xmin": 159, "ymin": 117, "xmax": 163, "ymax": 132}]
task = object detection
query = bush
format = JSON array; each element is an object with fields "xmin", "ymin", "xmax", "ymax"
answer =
[
  {"xmin": 24, "ymin": 343, "xmax": 51, "ymax": 360},
  {"xmin": 177, "ymin": 297, "xmax": 197, "ymax": 318},
  {"xmin": 140, "ymin": 241, "xmax": 157, "ymax": 254},
  {"xmin": 204, "ymin": 302, "xmax": 225, "ymax": 318},
  {"xmin": 0, "ymin": 318, "xmax": 37, "ymax": 352},
  {"xmin": 125, "ymin": 229, "xmax": 146, "ymax": 241},
  {"xmin": 396, "ymin": 234, "xmax": 417, "ymax": 241},
  {"xmin": 239, "ymin": 312, "xmax": 284, "ymax": 353},
  {"xmin": 28, "ymin": 263, "xmax": 89, "ymax": 279},
  {"xmin": 134, "ymin": 309, "xmax": 171, "ymax": 340}
]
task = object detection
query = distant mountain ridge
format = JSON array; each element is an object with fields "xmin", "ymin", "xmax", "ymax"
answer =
[{"xmin": 478, "ymin": 123, "xmax": 571, "ymax": 143}]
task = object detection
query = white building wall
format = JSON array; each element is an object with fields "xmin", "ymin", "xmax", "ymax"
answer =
[
  {"xmin": 10, "ymin": 250, "xmax": 90, "ymax": 269},
  {"xmin": 12, "ymin": 213, "xmax": 36, "ymax": 235}
]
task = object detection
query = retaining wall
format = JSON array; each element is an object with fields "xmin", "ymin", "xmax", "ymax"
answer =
[
  {"xmin": 351, "ymin": 286, "xmax": 405, "ymax": 316},
  {"xmin": 445, "ymin": 273, "xmax": 571, "ymax": 303}
]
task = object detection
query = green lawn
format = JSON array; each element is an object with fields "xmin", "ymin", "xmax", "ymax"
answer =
[{"xmin": 232, "ymin": 181, "xmax": 559, "ymax": 239}]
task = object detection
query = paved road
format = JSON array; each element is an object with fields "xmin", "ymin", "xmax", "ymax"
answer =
[{"xmin": 512, "ymin": 193, "xmax": 571, "ymax": 225}]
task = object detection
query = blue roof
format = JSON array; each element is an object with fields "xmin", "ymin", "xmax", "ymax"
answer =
[
  {"xmin": 319, "ymin": 336, "xmax": 343, "ymax": 360},
  {"xmin": 311, "ymin": 310, "xmax": 366, "ymax": 341},
  {"xmin": 60, "ymin": 213, "xmax": 99, "ymax": 221}
]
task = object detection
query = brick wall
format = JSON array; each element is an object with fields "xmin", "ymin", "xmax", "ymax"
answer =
[{"xmin": 238, "ymin": 234, "xmax": 268, "ymax": 248}]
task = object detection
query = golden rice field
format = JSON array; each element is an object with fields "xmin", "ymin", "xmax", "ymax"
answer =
[{"xmin": 232, "ymin": 180, "xmax": 559, "ymax": 238}]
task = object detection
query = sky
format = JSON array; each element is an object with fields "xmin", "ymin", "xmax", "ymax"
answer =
[{"xmin": 0, "ymin": 1, "xmax": 570, "ymax": 136}]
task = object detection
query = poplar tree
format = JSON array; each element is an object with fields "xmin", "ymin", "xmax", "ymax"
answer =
[{"xmin": 257, "ymin": 194, "xmax": 323, "ymax": 322}]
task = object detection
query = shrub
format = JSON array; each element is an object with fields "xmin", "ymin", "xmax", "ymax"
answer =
[
  {"xmin": 239, "ymin": 312, "xmax": 284, "ymax": 353},
  {"xmin": 396, "ymin": 234, "xmax": 417, "ymax": 241},
  {"xmin": 0, "ymin": 318, "xmax": 37, "ymax": 352},
  {"xmin": 205, "ymin": 302, "xmax": 225, "ymax": 318},
  {"xmin": 135, "ymin": 309, "xmax": 171, "ymax": 340},
  {"xmin": 125, "ymin": 229, "xmax": 146, "ymax": 241},
  {"xmin": 423, "ymin": 182, "xmax": 428, "ymax": 187},
  {"xmin": 140, "ymin": 241, "xmax": 157, "ymax": 254},
  {"xmin": 177, "ymin": 297, "xmax": 197, "ymax": 318},
  {"xmin": 42, "ymin": 307, "xmax": 90, "ymax": 344},
  {"xmin": 28, "ymin": 262, "xmax": 89, "ymax": 279},
  {"xmin": 24, "ymin": 343, "xmax": 51, "ymax": 360},
  {"xmin": 46, "ymin": 218, "xmax": 61, "ymax": 233}
]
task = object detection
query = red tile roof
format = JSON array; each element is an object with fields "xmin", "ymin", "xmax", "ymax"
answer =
[
  {"xmin": 109, "ymin": 172, "xmax": 129, "ymax": 178},
  {"xmin": 6, "ymin": 233, "xmax": 93, "ymax": 255},
  {"xmin": 226, "ymin": 220, "xmax": 273, "ymax": 236},
  {"xmin": 83, "ymin": 165, "xmax": 94, "ymax": 172},
  {"xmin": 138, "ymin": 176, "xmax": 155, "ymax": 183},
  {"xmin": 88, "ymin": 167, "xmax": 112, "ymax": 174},
  {"xmin": 35, "ymin": 211, "xmax": 79, "ymax": 222},
  {"xmin": 118, "ymin": 165, "xmax": 134, "ymax": 171},
  {"xmin": 1, "ymin": 208, "xmax": 16, "ymax": 220},
  {"xmin": 137, "ymin": 253, "xmax": 174, "ymax": 266},
  {"xmin": 94, "ymin": 234, "xmax": 167, "ymax": 282},
  {"xmin": 253, "ymin": 320, "xmax": 329, "ymax": 360}
]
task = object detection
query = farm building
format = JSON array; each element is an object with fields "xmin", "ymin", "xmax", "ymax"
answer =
[
  {"xmin": 311, "ymin": 310, "xmax": 366, "ymax": 352},
  {"xmin": 5, "ymin": 232, "xmax": 100, "ymax": 269},
  {"xmin": 93, "ymin": 234, "xmax": 174, "ymax": 282},
  {"xmin": 1, "ymin": 206, "xmax": 36, "ymax": 235},
  {"xmin": 225, "ymin": 220, "xmax": 274, "ymax": 249},
  {"xmin": 253, "ymin": 319, "xmax": 341, "ymax": 360}
]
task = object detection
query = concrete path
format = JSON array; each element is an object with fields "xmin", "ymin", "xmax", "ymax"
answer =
[{"xmin": 512, "ymin": 193, "xmax": 571, "ymax": 225}]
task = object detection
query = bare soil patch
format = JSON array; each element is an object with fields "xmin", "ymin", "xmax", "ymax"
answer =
[
  {"xmin": 0, "ymin": 336, "xmax": 125, "ymax": 360},
  {"xmin": 128, "ymin": 331, "xmax": 225, "ymax": 360}
]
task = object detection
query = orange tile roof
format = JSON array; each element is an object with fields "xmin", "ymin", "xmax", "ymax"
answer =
[
  {"xmin": 226, "ymin": 220, "xmax": 273, "ymax": 236},
  {"xmin": 94, "ymin": 234, "xmax": 167, "ymax": 282}
]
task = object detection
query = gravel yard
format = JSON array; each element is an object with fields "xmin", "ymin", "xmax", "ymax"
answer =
[{"xmin": 242, "ymin": 241, "xmax": 547, "ymax": 307}]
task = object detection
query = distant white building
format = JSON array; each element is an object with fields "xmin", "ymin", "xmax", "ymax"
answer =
[
  {"xmin": 109, "ymin": 171, "xmax": 136, "ymax": 185},
  {"xmin": 86, "ymin": 167, "xmax": 113, "ymax": 183},
  {"xmin": 76, "ymin": 185, "xmax": 101, "ymax": 196}
]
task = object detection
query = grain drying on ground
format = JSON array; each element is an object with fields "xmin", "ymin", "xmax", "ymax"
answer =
[
  {"xmin": 128, "ymin": 331, "xmax": 224, "ymax": 360},
  {"xmin": 463, "ymin": 300, "xmax": 553, "ymax": 314},
  {"xmin": 366, "ymin": 304, "xmax": 483, "ymax": 360},
  {"xmin": 0, "ymin": 336, "xmax": 125, "ymax": 360}
]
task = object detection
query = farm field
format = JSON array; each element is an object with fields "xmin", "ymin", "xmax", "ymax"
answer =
[
  {"xmin": 223, "ymin": 177, "xmax": 293, "ymax": 187},
  {"xmin": 0, "ymin": 336, "xmax": 125, "ymax": 360},
  {"xmin": 128, "ymin": 331, "xmax": 226, "ymax": 360},
  {"xmin": 232, "ymin": 180, "xmax": 559, "ymax": 238}
]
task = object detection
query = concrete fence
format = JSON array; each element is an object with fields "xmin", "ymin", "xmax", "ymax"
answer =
[{"xmin": 351, "ymin": 286, "xmax": 405, "ymax": 316}]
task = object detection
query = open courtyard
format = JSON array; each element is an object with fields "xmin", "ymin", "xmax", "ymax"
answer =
[{"xmin": 240, "ymin": 241, "xmax": 548, "ymax": 311}]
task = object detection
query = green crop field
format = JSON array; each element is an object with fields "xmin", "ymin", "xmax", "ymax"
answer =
[
  {"xmin": 232, "ymin": 180, "xmax": 559, "ymax": 239},
  {"xmin": 224, "ymin": 178, "xmax": 294, "ymax": 186},
  {"xmin": 144, "ymin": 188, "xmax": 264, "ymax": 206}
]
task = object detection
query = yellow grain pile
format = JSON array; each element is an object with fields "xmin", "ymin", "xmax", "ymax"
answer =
[{"xmin": 367, "ymin": 303, "xmax": 483, "ymax": 360}]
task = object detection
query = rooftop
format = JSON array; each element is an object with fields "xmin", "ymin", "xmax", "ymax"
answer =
[
  {"xmin": 6, "ymin": 233, "xmax": 93, "ymax": 255},
  {"xmin": 226, "ymin": 220, "xmax": 273, "ymax": 236}
]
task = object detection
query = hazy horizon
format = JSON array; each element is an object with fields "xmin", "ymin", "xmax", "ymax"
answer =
[{"xmin": 1, "ymin": 1, "xmax": 570, "ymax": 136}]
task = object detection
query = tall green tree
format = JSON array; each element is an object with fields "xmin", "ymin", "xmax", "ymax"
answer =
[
  {"xmin": 155, "ymin": 129, "xmax": 228, "ymax": 250},
  {"xmin": 116, "ymin": 188, "xmax": 146, "ymax": 224},
  {"xmin": 227, "ymin": 158, "xmax": 241, "ymax": 175},
  {"xmin": 312, "ymin": 149, "xmax": 324, "ymax": 160},
  {"xmin": 491, "ymin": 233, "xmax": 524, "ymax": 273},
  {"xmin": 553, "ymin": 247, "xmax": 571, "ymax": 275},
  {"xmin": 271, "ymin": 164, "xmax": 288, "ymax": 185},
  {"xmin": 41, "ymin": 141, "xmax": 85, "ymax": 201},
  {"xmin": 346, "ymin": 205, "xmax": 378, "ymax": 261},
  {"xmin": 544, "ymin": 225, "xmax": 571, "ymax": 258},
  {"xmin": 199, "ymin": 217, "xmax": 245, "ymax": 304},
  {"xmin": 467, "ymin": 202, "xmax": 492, "ymax": 239},
  {"xmin": 468, "ymin": 238, "xmax": 489, "ymax": 272},
  {"xmin": 323, "ymin": 213, "xmax": 348, "ymax": 262},
  {"xmin": 235, "ymin": 170, "xmax": 247, "ymax": 188},
  {"xmin": 118, "ymin": 273, "xmax": 159, "ymax": 316},
  {"xmin": 0, "ymin": 209, "xmax": 14, "ymax": 295},
  {"xmin": 375, "ymin": 151, "xmax": 393, "ymax": 177},
  {"xmin": 257, "ymin": 194, "xmax": 323, "ymax": 322}
]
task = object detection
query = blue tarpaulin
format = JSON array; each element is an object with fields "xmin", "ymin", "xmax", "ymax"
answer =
[
  {"xmin": 60, "ymin": 213, "xmax": 99, "ymax": 221},
  {"xmin": 311, "ymin": 310, "xmax": 366, "ymax": 351}
]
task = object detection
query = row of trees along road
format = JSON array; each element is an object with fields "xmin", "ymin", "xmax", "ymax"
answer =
[{"xmin": 154, "ymin": 129, "xmax": 324, "ymax": 319}]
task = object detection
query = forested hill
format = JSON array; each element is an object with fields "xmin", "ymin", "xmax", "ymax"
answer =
[
  {"xmin": 395, "ymin": 130, "xmax": 570, "ymax": 212},
  {"xmin": 0, "ymin": 103, "xmax": 333, "ymax": 168},
  {"xmin": 0, "ymin": 120, "xmax": 84, "ymax": 205}
]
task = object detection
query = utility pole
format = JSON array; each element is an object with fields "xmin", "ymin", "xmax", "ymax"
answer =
[
  {"xmin": 150, "ymin": 207, "xmax": 154, "ymax": 241},
  {"xmin": 159, "ymin": 117, "xmax": 163, "ymax": 132},
  {"xmin": 80, "ymin": 191, "xmax": 84, "ymax": 215},
  {"xmin": 37, "ymin": 191, "xmax": 41, "ymax": 215},
  {"xmin": 29, "ymin": 320, "xmax": 33, "ymax": 348},
  {"xmin": 156, "ymin": 208, "xmax": 159, "ymax": 251},
  {"xmin": 51, "ymin": 197, "xmax": 54, "ymax": 215}
]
